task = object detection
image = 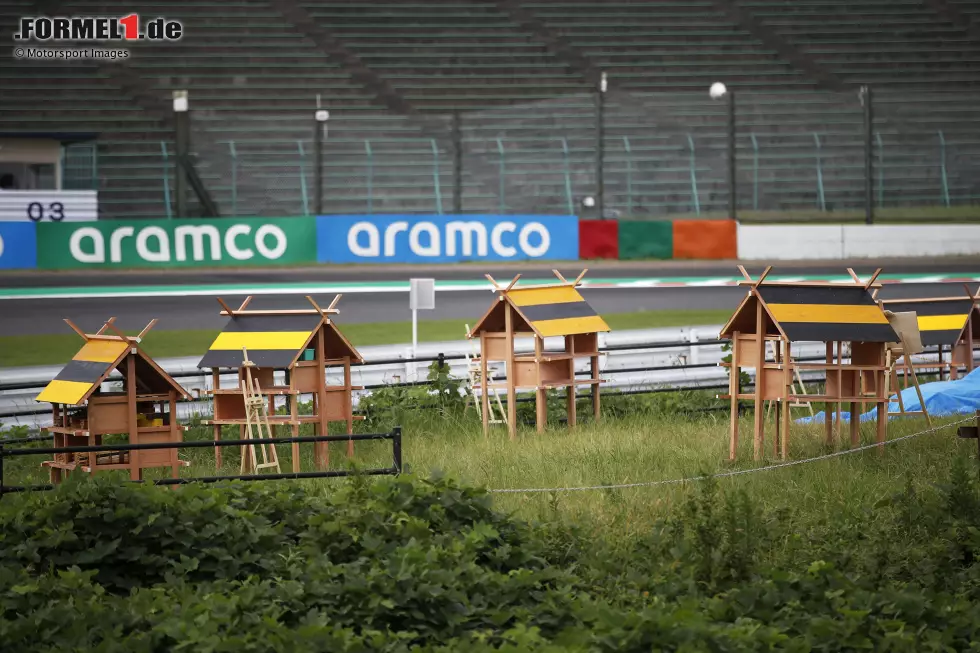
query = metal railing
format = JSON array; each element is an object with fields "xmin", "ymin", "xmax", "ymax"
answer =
[
  {"xmin": 0, "ymin": 429, "xmax": 403, "ymax": 499},
  {"xmin": 2, "ymin": 335, "xmax": 968, "ymax": 423},
  {"xmin": 79, "ymin": 88, "xmax": 980, "ymax": 221}
]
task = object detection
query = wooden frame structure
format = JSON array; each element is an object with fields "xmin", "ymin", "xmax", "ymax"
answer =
[
  {"xmin": 878, "ymin": 284, "xmax": 980, "ymax": 380},
  {"xmin": 467, "ymin": 269, "xmax": 610, "ymax": 439},
  {"xmin": 35, "ymin": 317, "xmax": 190, "ymax": 484},
  {"xmin": 720, "ymin": 267, "xmax": 899, "ymax": 461},
  {"xmin": 197, "ymin": 295, "xmax": 364, "ymax": 471}
]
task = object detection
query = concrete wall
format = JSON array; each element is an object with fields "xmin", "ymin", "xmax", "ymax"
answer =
[{"xmin": 738, "ymin": 223, "xmax": 980, "ymax": 260}]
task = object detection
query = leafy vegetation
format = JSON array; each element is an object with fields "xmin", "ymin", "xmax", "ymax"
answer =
[
  {"xmin": 3, "ymin": 451, "xmax": 980, "ymax": 651},
  {"xmin": 5, "ymin": 352, "xmax": 980, "ymax": 650}
]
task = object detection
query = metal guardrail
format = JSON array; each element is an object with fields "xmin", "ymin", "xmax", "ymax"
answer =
[
  {"xmin": 0, "ymin": 326, "xmax": 968, "ymax": 428},
  {"xmin": 0, "ymin": 429, "xmax": 403, "ymax": 499}
]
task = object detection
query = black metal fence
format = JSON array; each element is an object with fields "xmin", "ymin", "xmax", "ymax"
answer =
[{"xmin": 0, "ymin": 428, "xmax": 402, "ymax": 500}]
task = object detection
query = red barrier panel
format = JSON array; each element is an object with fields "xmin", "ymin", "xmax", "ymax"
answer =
[
  {"xmin": 672, "ymin": 219, "xmax": 737, "ymax": 259},
  {"xmin": 578, "ymin": 220, "xmax": 619, "ymax": 259}
]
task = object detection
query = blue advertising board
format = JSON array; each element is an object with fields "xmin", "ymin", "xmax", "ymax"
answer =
[
  {"xmin": 0, "ymin": 222, "xmax": 37, "ymax": 269},
  {"xmin": 317, "ymin": 215, "xmax": 579, "ymax": 264}
]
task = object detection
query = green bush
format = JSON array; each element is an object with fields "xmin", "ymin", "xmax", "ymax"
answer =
[{"xmin": 4, "ymin": 460, "xmax": 980, "ymax": 651}]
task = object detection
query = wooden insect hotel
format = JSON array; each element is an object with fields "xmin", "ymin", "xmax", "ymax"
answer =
[
  {"xmin": 35, "ymin": 317, "xmax": 190, "ymax": 484},
  {"xmin": 879, "ymin": 284, "xmax": 980, "ymax": 380},
  {"xmin": 197, "ymin": 295, "xmax": 363, "ymax": 471},
  {"xmin": 720, "ymin": 267, "xmax": 899, "ymax": 461},
  {"xmin": 467, "ymin": 270, "xmax": 610, "ymax": 439}
]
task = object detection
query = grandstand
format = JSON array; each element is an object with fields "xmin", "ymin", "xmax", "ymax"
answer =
[{"xmin": 1, "ymin": 0, "xmax": 978, "ymax": 218}]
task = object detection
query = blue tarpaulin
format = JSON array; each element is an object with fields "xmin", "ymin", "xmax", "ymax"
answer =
[{"xmin": 796, "ymin": 366, "xmax": 980, "ymax": 424}]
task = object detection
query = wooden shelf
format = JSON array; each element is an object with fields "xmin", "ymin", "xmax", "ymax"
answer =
[
  {"xmin": 204, "ymin": 415, "xmax": 321, "ymax": 426},
  {"xmin": 210, "ymin": 388, "xmax": 298, "ymax": 396}
]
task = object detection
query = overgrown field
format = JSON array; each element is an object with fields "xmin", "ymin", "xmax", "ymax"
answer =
[
  {"xmin": 4, "ymin": 372, "xmax": 980, "ymax": 650},
  {"xmin": 3, "ymin": 431, "xmax": 980, "ymax": 650}
]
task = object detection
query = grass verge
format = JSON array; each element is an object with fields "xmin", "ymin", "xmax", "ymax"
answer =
[
  {"xmin": 4, "ymin": 391, "xmax": 980, "ymax": 649},
  {"xmin": 0, "ymin": 308, "xmax": 730, "ymax": 368}
]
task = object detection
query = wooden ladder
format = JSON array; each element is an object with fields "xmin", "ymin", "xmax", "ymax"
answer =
[
  {"xmin": 885, "ymin": 345, "xmax": 931, "ymax": 426},
  {"xmin": 240, "ymin": 347, "xmax": 281, "ymax": 475},
  {"xmin": 765, "ymin": 340, "xmax": 814, "ymax": 417},
  {"xmin": 463, "ymin": 324, "xmax": 507, "ymax": 426}
]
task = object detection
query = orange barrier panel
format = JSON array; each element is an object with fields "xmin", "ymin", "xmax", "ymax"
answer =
[{"xmin": 672, "ymin": 219, "xmax": 737, "ymax": 259}]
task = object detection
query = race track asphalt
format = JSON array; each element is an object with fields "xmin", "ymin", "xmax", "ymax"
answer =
[{"xmin": 0, "ymin": 259, "xmax": 977, "ymax": 337}]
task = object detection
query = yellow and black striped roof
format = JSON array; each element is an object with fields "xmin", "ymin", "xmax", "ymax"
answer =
[
  {"xmin": 35, "ymin": 339, "xmax": 131, "ymax": 405},
  {"xmin": 474, "ymin": 285, "xmax": 610, "ymax": 337},
  {"xmin": 881, "ymin": 298, "xmax": 973, "ymax": 346},
  {"xmin": 756, "ymin": 285, "xmax": 898, "ymax": 343},
  {"xmin": 197, "ymin": 314, "xmax": 323, "ymax": 369}
]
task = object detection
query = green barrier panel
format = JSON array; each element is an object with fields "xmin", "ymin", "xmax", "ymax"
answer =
[
  {"xmin": 37, "ymin": 217, "xmax": 317, "ymax": 269},
  {"xmin": 617, "ymin": 220, "xmax": 673, "ymax": 260}
]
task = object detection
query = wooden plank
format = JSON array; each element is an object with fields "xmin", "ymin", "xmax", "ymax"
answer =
[{"xmin": 957, "ymin": 426, "xmax": 979, "ymax": 439}]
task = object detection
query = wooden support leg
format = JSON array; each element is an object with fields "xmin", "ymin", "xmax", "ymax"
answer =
[
  {"xmin": 591, "ymin": 355, "xmax": 601, "ymax": 422},
  {"xmin": 781, "ymin": 341, "xmax": 792, "ymax": 460},
  {"xmin": 535, "ymin": 336, "xmax": 546, "ymax": 434},
  {"xmin": 480, "ymin": 333, "xmax": 490, "ymax": 437},
  {"xmin": 773, "ymin": 342, "xmax": 781, "ymax": 458},
  {"xmin": 170, "ymin": 394, "xmax": 180, "ymax": 480},
  {"xmin": 825, "ymin": 342, "xmax": 834, "ymax": 446},
  {"xmin": 849, "ymin": 400, "xmax": 859, "ymax": 447},
  {"xmin": 753, "ymin": 304, "xmax": 766, "ymax": 460},
  {"xmin": 127, "ymin": 354, "xmax": 140, "ymax": 481},
  {"xmin": 729, "ymin": 332, "xmax": 740, "ymax": 461},
  {"xmin": 567, "ymin": 384, "xmax": 577, "ymax": 428},
  {"xmin": 212, "ymin": 370, "xmax": 223, "ymax": 470}
]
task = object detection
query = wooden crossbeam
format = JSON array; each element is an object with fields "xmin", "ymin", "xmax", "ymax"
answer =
[
  {"xmin": 95, "ymin": 317, "xmax": 117, "ymax": 336},
  {"xmin": 64, "ymin": 319, "xmax": 88, "ymax": 340},
  {"xmin": 864, "ymin": 268, "xmax": 882, "ymax": 290},
  {"xmin": 104, "ymin": 321, "xmax": 130, "ymax": 341},
  {"xmin": 136, "ymin": 319, "xmax": 158, "ymax": 341},
  {"xmin": 485, "ymin": 274, "xmax": 502, "ymax": 290},
  {"xmin": 756, "ymin": 266, "xmax": 773, "ymax": 286},
  {"xmin": 326, "ymin": 294, "xmax": 343, "ymax": 312},
  {"xmin": 552, "ymin": 269, "xmax": 568, "ymax": 283},
  {"xmin": 216, "ymin": 297, "xmax": 236, "ymax": 316}
]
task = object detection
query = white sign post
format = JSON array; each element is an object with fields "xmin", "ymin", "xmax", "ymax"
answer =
[{"xmin": 409, "ymin": 278, "xmax": 436, "ymax": 377}]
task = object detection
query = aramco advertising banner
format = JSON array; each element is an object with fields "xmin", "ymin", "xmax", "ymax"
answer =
[
  {"xmin": 0, "ymin": 222, "xmax": 38, "ymax": 269},
  {"xmin": 36, "ymin": 217, "xmax": 317, "ymax": 269},
  {"xmin": 316, "ymin": 214, "xmax": 580, "ymax": 264}
]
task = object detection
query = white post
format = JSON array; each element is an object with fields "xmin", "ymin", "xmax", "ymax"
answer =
[
  {"xmin": 409, "ymin": 278, "xmax": 435, "ymax": 382},
  {"xmin": 690, "ymin": 330, "xmax": 699, "ymax": 365}
]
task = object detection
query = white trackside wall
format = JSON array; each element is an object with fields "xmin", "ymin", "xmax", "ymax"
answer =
[{"xmin": 737, "ymin": 223, "xmax": 980, "ymax": 260}]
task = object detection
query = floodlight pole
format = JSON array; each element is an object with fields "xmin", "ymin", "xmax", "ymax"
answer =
[
  {"xmin": 452, "ymin": 109, "xmax": 462, "ymax": 213},
  {"xmin": 172, "ymin": 90, "xmax": 189, "ymax": 219},
  {"xmin": 314, "ymin": 107, "xmax": 329, "ymax": 216},
  {"xmin": 595, "ymin": 72, "xmax": 607, "ymax": 219},
  {"xmin": 727, "ymin": 89, "xmax": 737, "ymax": 221},
  {"xmin": 860, "ymin": 85, "xmax": 874, "ymax": 225}
]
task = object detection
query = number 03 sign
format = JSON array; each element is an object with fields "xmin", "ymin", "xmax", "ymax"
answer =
[{"xmin": 0, "ymin": 190, "xmax": 98, "ymax": 222}]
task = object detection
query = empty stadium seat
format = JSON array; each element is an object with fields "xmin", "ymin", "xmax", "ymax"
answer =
[{"xmin": 1, "ymin": 0, "xmax": 977, "ymax": 219}]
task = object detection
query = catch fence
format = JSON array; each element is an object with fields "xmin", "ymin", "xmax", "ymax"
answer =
[{"xmin": 76, "ymin": 88, "xmax": 980, "ymax": 221}]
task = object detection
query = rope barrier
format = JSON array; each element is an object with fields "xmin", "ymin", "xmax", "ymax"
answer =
[{"xmin": 487, "ymin": 415, "xmax": 975, "ymax": 494}]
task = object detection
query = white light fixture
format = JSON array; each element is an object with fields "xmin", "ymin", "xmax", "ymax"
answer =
[
  {"xmin": 172, "ymin": 90, "xmax": 188, "ymax": 112},
  {"xmin": 315, "ymin": 109, "xmax": 329, "ymax": 122},
  {"xmin": 600, "ymin": 72, "xmax": 608, "ymax": 93},
  {"xmin": 709, "ymin": 82, "xmax": 727, "ymax": 100}
]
